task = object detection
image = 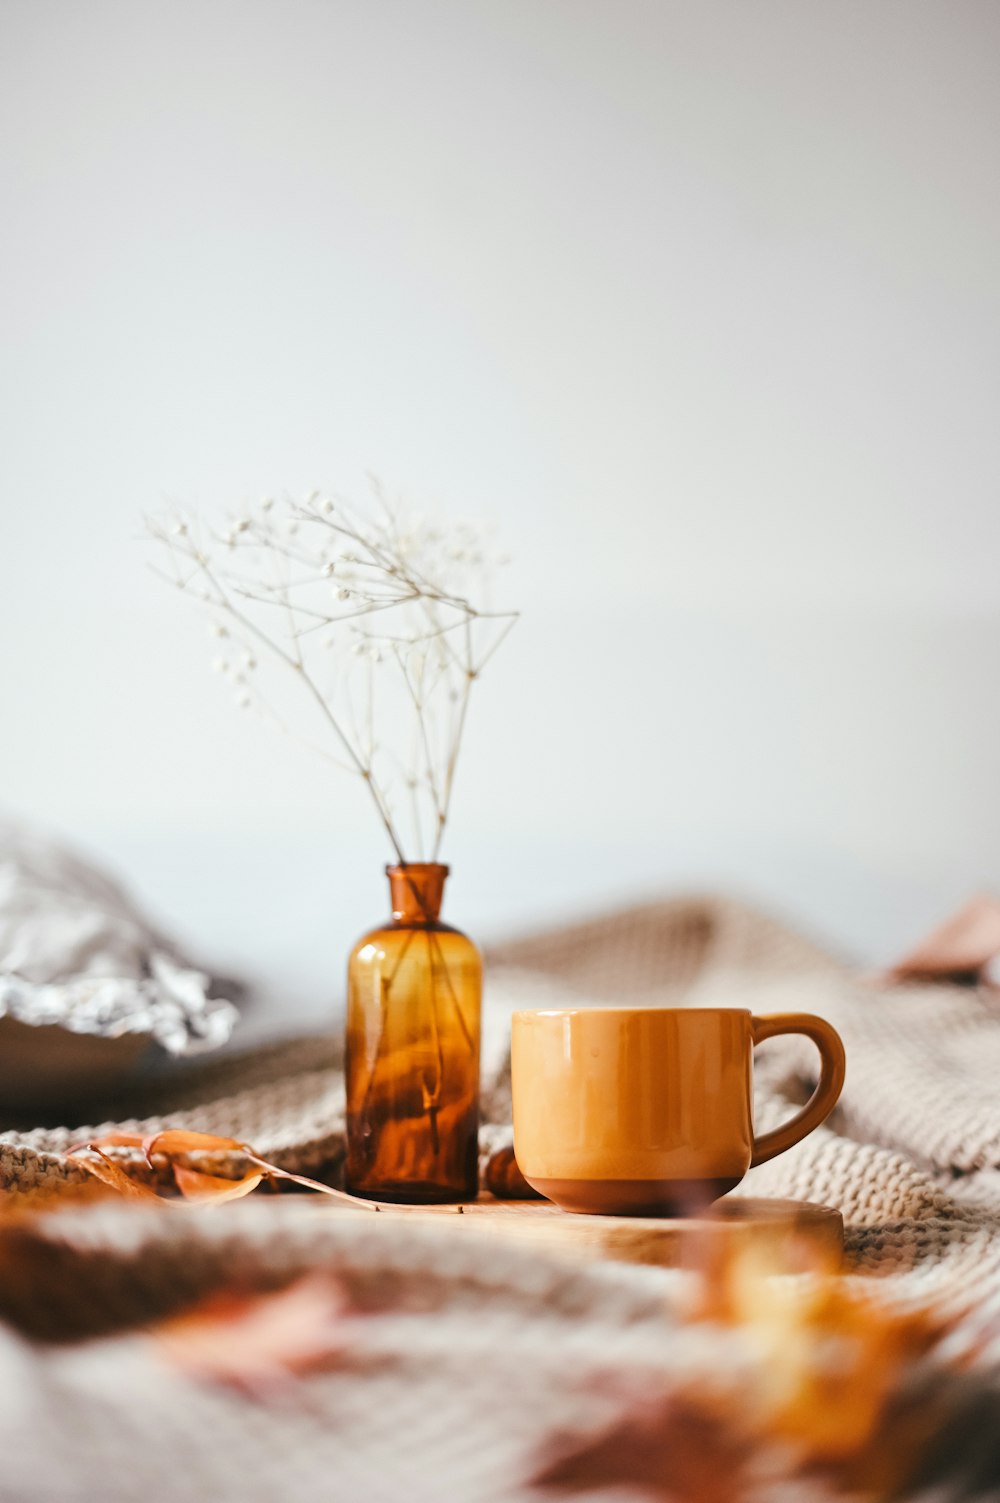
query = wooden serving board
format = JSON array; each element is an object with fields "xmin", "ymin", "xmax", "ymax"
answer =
[{"xmin": 358, "ymin": 1196, "xmax": 844, "ymax": 1271}]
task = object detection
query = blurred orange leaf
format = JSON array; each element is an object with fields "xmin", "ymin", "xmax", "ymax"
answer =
[
  {"xmin": 536, "ymin": 1395, "xmax": 748, "ymax": 1502},
  {"xmin": 151, "ymin": 1272, "xmax": 354, "ymax": 1398},
  {"xmin": 537, "ymin": 1242, "xmax": 971, "ymax": 1501},
  {"xmin": 888, "ymin": 895, "xmax": 1000, "ymax": 983}
]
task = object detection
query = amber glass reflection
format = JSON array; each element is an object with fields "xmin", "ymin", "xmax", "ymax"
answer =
[{"xmin": 344, "ymin": 864, "xmax": 481, "ymax": 1203}]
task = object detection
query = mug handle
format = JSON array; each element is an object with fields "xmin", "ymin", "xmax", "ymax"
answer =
[{"xmin": 749, "ymin": 1013, "xmax": 846, "ymax": 1167}]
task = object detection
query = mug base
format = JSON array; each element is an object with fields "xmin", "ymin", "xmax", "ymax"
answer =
[{"xmin": 526, "ymin": 1175, "xmax": 742, "ymax": 1217}]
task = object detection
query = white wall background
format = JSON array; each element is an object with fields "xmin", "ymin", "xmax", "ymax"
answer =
[{"xmin": 2, "ymin": 1, "xmax": 998, "ymax": 1031}]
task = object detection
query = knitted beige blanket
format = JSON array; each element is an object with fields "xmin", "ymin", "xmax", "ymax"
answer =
[{"xmin": 2, "ymin": 897, "xmax": 1000, "ymax": 1501}]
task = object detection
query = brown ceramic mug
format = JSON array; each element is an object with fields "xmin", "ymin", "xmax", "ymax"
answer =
[{"xmin": 511, "ymin": 1006, "xmax": 846, "ymax": 1215}]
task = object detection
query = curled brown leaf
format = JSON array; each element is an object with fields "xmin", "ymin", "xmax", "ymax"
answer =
[{"xmin": 66, "ymin": 1129, "xmax": 381, "ymax": 1209}]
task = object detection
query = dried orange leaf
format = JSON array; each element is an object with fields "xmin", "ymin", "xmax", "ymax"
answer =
[
  {"xmin": 142, "ymin": 1129, "xmax": 250, "ymax": 1161},
  {"xmin": 172, "ymin": 1166, "xmax": 266, "ymax": 1202},
  {"xmin": 536, "ymin": 1395, "xmax": 747, "ymax": 1502},
  {"xmin": 152, "ymin": 1272, "xmax": 353, "ymax": 1398},
  {"xmin": 61, "ymin": 1129, "xmax": 382, "ymax": 1209},
  {"xmin": 67, "ymin": 1132, "xmax": 146, "ymax": 1153},
  {"xmin": 67, "ymin": 1146, "xmax": 163, "ymax": 1202},
  {"xmin": 143, "ymin": 1131, "xmax": 377, "ymax": 1206}
]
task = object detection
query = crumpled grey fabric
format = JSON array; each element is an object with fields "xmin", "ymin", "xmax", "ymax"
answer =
[{"xmin": 0, "ymin": 818, "xmax": 238, "ymax": 1083}]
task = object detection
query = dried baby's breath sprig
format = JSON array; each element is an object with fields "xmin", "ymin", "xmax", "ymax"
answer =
[{"xmin": 148, "ymin": 485, "xmax": 517, "ymax": 861}]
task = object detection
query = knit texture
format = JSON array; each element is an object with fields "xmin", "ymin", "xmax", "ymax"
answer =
[{"xmin": 2, "ymin": 896, "xmax": 1000, "ymax": 1501}]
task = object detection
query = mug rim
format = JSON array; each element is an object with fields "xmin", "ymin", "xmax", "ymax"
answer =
[{"xmin": 511, "ymin": 1006, "xmax": 752, "ymax": 1020}]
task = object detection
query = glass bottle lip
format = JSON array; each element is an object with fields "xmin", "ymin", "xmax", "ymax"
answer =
[{"xmin": 385, "ymin": 862, "xmax": 451, "ymax": 877}]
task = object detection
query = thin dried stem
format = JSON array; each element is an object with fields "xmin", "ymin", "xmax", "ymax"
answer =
[{"xmin": 148, "ymin": 489, "xmax": 516, "ymax": 861}]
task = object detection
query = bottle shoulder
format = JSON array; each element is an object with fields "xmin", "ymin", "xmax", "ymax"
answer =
[{"xmin": 348, "ymin": 919, "xmax": 481, "ymax": 963}]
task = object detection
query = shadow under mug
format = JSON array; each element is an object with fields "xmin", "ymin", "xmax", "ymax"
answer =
[{"xmin": 510, "ymin": 1006, "xmax": 846, "ymax": 1215}]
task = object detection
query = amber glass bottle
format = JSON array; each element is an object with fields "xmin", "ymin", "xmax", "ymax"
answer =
[{"xmin": 344, "ymin": 863, "xmax": 481, "ymax": 1203}]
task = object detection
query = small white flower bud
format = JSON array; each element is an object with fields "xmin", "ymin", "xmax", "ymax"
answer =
[
  {"xmin": 260, "ymin": 496, "xmax": 274, "ymax": 511},
  {"xmin": 320, "ymin": 498, "xmax": 335, "ymax": 515},
  {"xmin": 172, "ymin": 521, "xmax": 188, "ymax": 536},
  {"xmin": 322, "ymin": 562, "xmax": 335, "ymax": 577},
  {"xmin": 337, "ymin": 587, "xmax": 352, "ymax": 601}
]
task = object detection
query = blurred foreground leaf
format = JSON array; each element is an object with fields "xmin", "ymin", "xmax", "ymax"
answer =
[{"xmin": 150, "ymin": 1272, "xmax": 355, "ymax": 1399}]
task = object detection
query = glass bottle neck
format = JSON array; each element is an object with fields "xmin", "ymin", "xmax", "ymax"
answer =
[{"xmin": 387, "ymin": 863, "xmax": 448, "ymax": 925}]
